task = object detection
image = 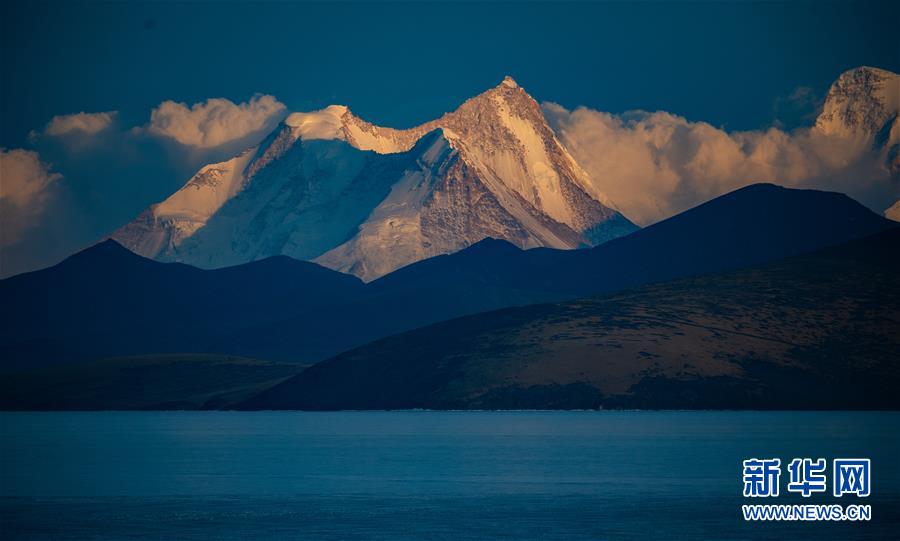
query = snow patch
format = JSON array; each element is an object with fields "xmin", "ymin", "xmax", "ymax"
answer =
[
  {"xmin": 488, "ymin": 93, "xmax": 572, "ymax": 225},
  {"xmin": 284, "ymin": 105, "xmax": 349, "ymax": 141},
  {"xmin": 343, "ymin": 121, "xmax": 408, "ymax": 154},
  {"xmin": 155, "ymin": 149, "xmax": 256, "ymax": 223}
]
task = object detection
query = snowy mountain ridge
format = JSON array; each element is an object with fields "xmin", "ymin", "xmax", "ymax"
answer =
[{"xmin": 114, "ymin": 77, "xmax": 636, "ymax": 280}]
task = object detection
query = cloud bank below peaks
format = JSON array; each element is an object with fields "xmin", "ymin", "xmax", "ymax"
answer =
[{"xmin": 543, "ymin": 68, "xmax": 899, "ymax": 226}]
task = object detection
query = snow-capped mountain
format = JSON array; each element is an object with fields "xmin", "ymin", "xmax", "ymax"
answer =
[
  {"xmin": 815, "ymin": 66, "xmax": 899, "ymax": 174},
  {"xmin": 114, "ymin": 77, "xmax": 636, "ymax": 280},
  {"xmin": 813, "ymin": 67, "xmax": 899, "ymax": 217},
  {"xmin": 815, "ymin": 66, "xmax": 898, "ymax": 140}
]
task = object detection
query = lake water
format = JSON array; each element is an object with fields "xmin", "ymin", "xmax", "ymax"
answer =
[{"xmin": 1, "ymin": 411, "xmax": 898, "ymax": 540}]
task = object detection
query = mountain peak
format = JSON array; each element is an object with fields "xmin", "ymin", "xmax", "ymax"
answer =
[
  {"xmin": 115, "ymin": 72, "xmax": 634, "ymax": 281},
  {"xmin": 500, "ymin": 75, "xmax": 519, "ymax": 88},
  {"xmin": 836, "ymin": 66, "xmax": 896, "ymax": 81},
  {"xmin": 815, "ymin": 66, "xmax": 898, "ymax": 138},
  {"xmin": 466, "ymin": 236, "xmax": 521, "ymax": 253},
  {"xmin": 85, "ymin": 238, "xmax": 135, "ymax": 256},
  {"xmin": 58, "ymin": 238, "xmax": 148, "ymax": 270}
]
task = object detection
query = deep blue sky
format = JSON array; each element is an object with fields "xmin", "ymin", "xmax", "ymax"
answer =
[{"xmin": 2, "ymin": 0, "xmax": 898, "ymax": 147}]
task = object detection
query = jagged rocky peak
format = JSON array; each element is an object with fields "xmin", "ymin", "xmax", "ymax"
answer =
[
  {"xmin": 428, "ymin": 74, "xmax": 554, "ymax": 139},
  {"xmin": 816, "ymin": 66, "xmax": 899, "ymax": 138},
  {"xmin": 113, "ymin": 76, "xmax": 637, "ymax": 280},
  {"xmin": 424, "ymin": 74, "xmax": 621, "ymax": 232}
]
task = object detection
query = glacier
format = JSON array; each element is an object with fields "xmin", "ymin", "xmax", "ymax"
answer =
[{"xmin": 113, "ymin": 76, "xmax": 638, "ymax": 280}]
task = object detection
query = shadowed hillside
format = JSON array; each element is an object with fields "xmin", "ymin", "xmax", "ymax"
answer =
[
  {"xmin": 0, "ymin": 354, "xmax": 303, "ymax": 410},
  {"xmin": 242, "ymin": 228, "xmax": 900, "ymax": 410},
  {"xmin": 220, "ymin": 184, "xmax": 900, "ymax": 361},
  {"xmin": 1, "ymin": 184, "xmax": 895, "ymax": 370},
  {"xmin": 0, "ymin": 242, "xmax": 365, "ymax": 369}
]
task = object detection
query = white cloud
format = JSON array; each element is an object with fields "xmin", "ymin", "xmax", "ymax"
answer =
[
  {"xmin": 43, "ymin": 111, "xmax": 117, "ymax": 136},
  {"xmin": 544, "ymin": 103, "xmax": 897, "ymax": 226},
  {"xmin": 0, "ymin": 149, "xmax": 62, "ymax": 247},
  {"xmin": 145, "ymin": 94, "xmax": 286, "ymax": 148}
]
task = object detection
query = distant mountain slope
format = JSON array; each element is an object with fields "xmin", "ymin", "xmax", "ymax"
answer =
[
  {"xmin": 0, "ymin": 354, "xmax": 302, "ymax": 411},
  {"xmin": 555, "ymin": 182, "xmax": 898, "ymax": 292},
  {"xmin": 114, "ymin": 77, "xmax": 634, "ymax": 281},
  {"xmin": 221, "ymin": 183, "xmax": 898, "ymax": 361},
  {"xmin": 241, "ymin": 227, "xmax": 900, "ymax": 411},
  {"xmin": 1, "ymin": 185, "xmax": 894, "ymax": 369},
  {"xmin": 0, "ymin": 241, "xmax": 364, "ymax": 369}
]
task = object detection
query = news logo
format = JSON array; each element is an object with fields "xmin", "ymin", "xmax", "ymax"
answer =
[
  {"xmin": 787, "ymin": 458, "xmax": 827, "ymax": 497},
  {"xmin": 833, "ymin": 459, "xmax": 871, "ymax": 497},
  {"xmin": 741, "ymin": 457, "xmax": 872, "ymax": 521},
  {"xmin": 742, "ymin": 458, "xmax": 781, "ymax": 497}
]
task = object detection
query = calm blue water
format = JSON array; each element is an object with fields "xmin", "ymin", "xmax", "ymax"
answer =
[{"xmin": 1, "ymin": 411, "xmax": 897, "ymax": 540}]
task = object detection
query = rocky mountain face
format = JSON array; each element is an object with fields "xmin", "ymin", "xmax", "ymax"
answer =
[
  {"xmin": 815, "ymin": 66, "xmax": 899, "ymax": 183},
  {"xmin": 815, "ymin": 67, "xmax": 898, "ymax": 142},
  {"xmin": 114, "ymin": 77, "xmax": 635, "ymax": 280}
]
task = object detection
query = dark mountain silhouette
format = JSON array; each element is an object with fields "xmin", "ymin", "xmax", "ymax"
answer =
[
  {"xmin": 372, "ymin": 182, "xmax": 896, "ymax": 295},
  {"xmin": 241, "ymin": 227, "xmax": 900, "ymax": 411},
  {"xmin": 0, "ymin": 241, "xmax": 364, "ymax": 370},
  {"xmin": 1, "ymin": 184, "xmax": 895, "ymax": 371},
  {"xmin": 219, "ymin": 183, "xmax": 898, "ymax": 360}
]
